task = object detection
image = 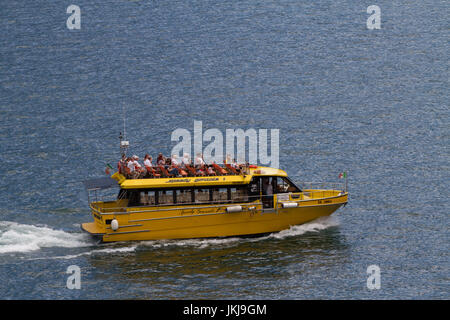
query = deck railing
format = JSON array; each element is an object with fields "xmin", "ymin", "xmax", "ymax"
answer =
[
  {"xmin": 296, "ymin": 181, "xmax": 347, "ymax": 192},
  {"xmin": 121, "ymin": 163, "xmax": 250, "ymax": 179},
  {"xmin": 89, "ymin": 186, "xmax": 347, "ymax": 216}
]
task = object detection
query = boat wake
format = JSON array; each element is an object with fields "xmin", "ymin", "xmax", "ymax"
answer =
[
  {"xmin": 29, "ymin": 245, "xmax": 139, "ymax": 260},
  {"xmin": 0, "ymin": 221, "xmax": 93, "ymax": 254},
  {"xmin": 0, "ymin": 216, "xmax": 339, "ymax": 258}
]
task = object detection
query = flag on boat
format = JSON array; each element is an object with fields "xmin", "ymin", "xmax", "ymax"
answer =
[
  {"xmin": 105, "ymin": 163, "xmax": 113, "ymax": 175},
  {"xmin": 338, "ymin": 172, "xmax": 347, "ymax": 179}
]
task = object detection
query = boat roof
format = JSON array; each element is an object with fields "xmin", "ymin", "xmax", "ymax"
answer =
[
  {"xmin": 83, "ymin": 177, "xmax": 119, "ymax": 190},
  {"xmin": 112, "ymin": 166, "xmax": 288, "ymax": 189}
]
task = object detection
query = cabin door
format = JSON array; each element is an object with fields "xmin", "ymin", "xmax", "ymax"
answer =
[
  {"xmin": 261, "ymin": 177, "xmax": 275, "ymax": 209},
  {"xmin": 248, "ymin": 176, "xmax": 276, "ymax": 210}
]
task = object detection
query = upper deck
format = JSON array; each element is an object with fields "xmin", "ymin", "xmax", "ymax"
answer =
[{"xmin": 111, "ymin": 166, "xmax": 288, "ymax": 189}]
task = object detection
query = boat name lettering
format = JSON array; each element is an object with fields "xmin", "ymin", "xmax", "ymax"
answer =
[
  {"xmin": 181, "ymin": 207, "xmax": 222, "ymax": 215},
  {"xmin": 164, "ymin": 177, "xmax": 220, "ymax": 183},
  {"xmin": 194, "ymin": 177, "xmax": 219, "ymax": 182},
  {"xmin": 166, "ymin": 179, "xmax": 190, "ymax": 183}
]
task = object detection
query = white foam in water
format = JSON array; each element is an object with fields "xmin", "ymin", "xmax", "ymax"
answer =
[
  {"xmin": 38, "ymin": 245, "xmax": 138, "ymax": 260},
  {"xmin": 140, "ymin": 216, "xmax": 340, "ymax": 249},
  {"xmin": 150, "ymin": 237, "xmax": 243, "ymax": 249},
  {"xmin": 0, "ymin": 221, "xmax": 93, "ymax": 254},
  {"xmin": 0, "ymin": 216, "xmax": 339, "ymax": 255},
  {"xmin": 266, "ymin": 216, "xmax": 340, "ymax": 240}
]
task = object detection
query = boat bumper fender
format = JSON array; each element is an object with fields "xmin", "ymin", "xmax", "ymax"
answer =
[
  {"xmin": 111, "ymin": 219, "xmax": 119, "ymax": 231},
  {"xmin": 226, "ymin": 205, "xmax": 243, "ymax": 213}
]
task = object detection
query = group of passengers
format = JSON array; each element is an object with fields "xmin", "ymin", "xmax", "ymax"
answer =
[{"xmin": 118, "ymin": 153, "xmax": 243, "ymax": 179}]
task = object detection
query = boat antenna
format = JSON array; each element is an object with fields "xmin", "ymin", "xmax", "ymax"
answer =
[
  {"xmin": 119, "ymin": 105, "xmax": 129, "ymax": 157},
  {"xmin": 122, "ymin": 104, "xmax": 126, "ymax": 140}
]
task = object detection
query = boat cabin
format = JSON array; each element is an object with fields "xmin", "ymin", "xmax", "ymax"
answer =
[{"xmin": 85, "ymin": 166, "xmax": 303, "ymax": 212}]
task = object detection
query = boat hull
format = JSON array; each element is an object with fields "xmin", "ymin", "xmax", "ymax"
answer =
[{"xmin": 81, "ymin": 194, "xmax": 347, "ymax": 242}]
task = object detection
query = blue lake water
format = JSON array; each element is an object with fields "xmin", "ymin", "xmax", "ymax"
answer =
[{"xmin": 0, "ymin": 0, "xmax": 448, "ymax": 299}]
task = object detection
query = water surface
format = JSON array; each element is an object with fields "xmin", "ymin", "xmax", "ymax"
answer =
[{"xmin": 0, "ymin": 0, "xmax": 448, "ymax": 299}]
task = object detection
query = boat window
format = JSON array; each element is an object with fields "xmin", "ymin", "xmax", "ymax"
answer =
[
  {"xmin": 117, "ymin": 189, "xmax": 128, "ymax": 200},
  {"xmin": 175, "ymin": 189, "xmax": 192, "ymax": 204},
  {"xmin": 248, "ymin": 177, "xmax": 260, "ymax": 197},
  {"xmin": 128, "ymin": 191, "xmax": 141, "ymax": 207},
  {"xmin": 140, "ymin": 190, "xmax": 156, "ymax": 206},
  {"xmin": 212, "ymin": 187, "xmax": 228, "ymax": 203},
  {"xmin": 230, "ymin": 187, "xmax": 248, "ymax": 203},
  {"xmin": 194, "ymin": 188, "xmax": 211, "ymax": 203},
  {"xmin": 274, "ymin": 177, "xmax": 301, "ymax": 193},
  {"xmin": 158, "ymin": 190, "xmax": 174, "ymax": 205}
]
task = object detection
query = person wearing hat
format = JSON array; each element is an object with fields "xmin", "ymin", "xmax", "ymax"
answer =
[
  {"xmin": 126, "ymin": 156, "xmax": 135, "ymax": 175},
  {"xmin": 130, "ymin": 155, "xmax": 142, "ymax": 178}
]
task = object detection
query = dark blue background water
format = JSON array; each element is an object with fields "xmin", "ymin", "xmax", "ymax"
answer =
[{"xmin": 0, "ymin": 0, "xmax": 448, "ymax": 299}]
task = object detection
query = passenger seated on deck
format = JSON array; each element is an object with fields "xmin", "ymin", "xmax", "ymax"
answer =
[
  {"xmin": 196, "ymin": 165, "xmax": 206, "ymax": 176},
  {"xmin": 132, "ymin": 155, "xmax": 142, "ymax": 169},
  {"xmin": 156, "ymin": 153, "xmax": 165, "ymax": 166},
  {"xmin": 224, "ymin": 154, "xmax": 231, "ymax": 164},
  {"xmin": 181, "ymin": 153, "xmax": 190, "ymax": 168},
  {"xmin": 131, "ymin": 155, "xmax": 143, "ymax": 178},
  {"xmin": 143, "ymin": 154, "xmax": 153, "ymax": 177},
  {"xmin": 118, "ymin": 154, "xmax": 127, "ymax": 174},
  {"xmin": 206, "ymin": 165, "xmax": 216, "ymax": 176},
  {"xmin": 126, "ymin": 157, "xmax": 134, "ymax": 176},
  {"xmin": 232, "ymin": 158, "xmax": 241, "ymax": 173},
  {"xmin": 143, "ymin": 154, "xmax": 153, "ymax": 168},
  {"xmin": 194, "ymin": 153, "xmax": 205, "ymax": 168},
  {"xmin": 171, "ymin": 154, "xmax": 179, "ymax": 166},
  {"xmin": 168, "ymin": 164, "xmax": 179, "ymax": 176},
  {"xmin": 165, "ymin": 157, "xmax": 172, "ymax": 168}
]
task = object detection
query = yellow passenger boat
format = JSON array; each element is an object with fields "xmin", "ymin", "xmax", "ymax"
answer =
[{"xmin": 81, "ymin": 162, "xmax": 348, "ymax": 242}]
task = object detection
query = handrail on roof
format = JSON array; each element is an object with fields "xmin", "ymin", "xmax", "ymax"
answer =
[
  {"xmin": 83, "ymin": 177, "xmax": 119, "ymax": 190},
  {"xmin": 118, "ymin": 163, "xmax": 251, "ymax": 180}
]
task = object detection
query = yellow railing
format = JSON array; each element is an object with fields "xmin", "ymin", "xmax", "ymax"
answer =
[{"xmin": 90, "ymin": 188, "xmax": 347, "ymax": 216}]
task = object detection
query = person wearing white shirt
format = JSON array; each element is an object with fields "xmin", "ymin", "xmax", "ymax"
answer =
[
  {"xmin": 194, "ymin": 153, "xmax": 205, "ymax": 167},
  {"xmin": 182, "ymin": 153, "xmax": 190, "ymax": 168},
  {"xmin": 156, "ymin": 153, "xmax": 165, "ymax": 166},
  {"xmin": 143, "ymin": 154, "xmax": 153, "ymax": 168},
  {"xmin": 171, "ymin": 154, "xmax": 179, "ymax": 166},
  {"xmin": 132, "ymin": 155, "xmax": 142, "ymax": 171},
  {"xmin": 127, "ymin": 157, "xmax": 135, "ymax": 173}
]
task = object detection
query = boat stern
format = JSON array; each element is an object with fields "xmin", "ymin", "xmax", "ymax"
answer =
[{"xmin": 81, "ymin": 221, "xmax": 105, "ymax": 240}]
